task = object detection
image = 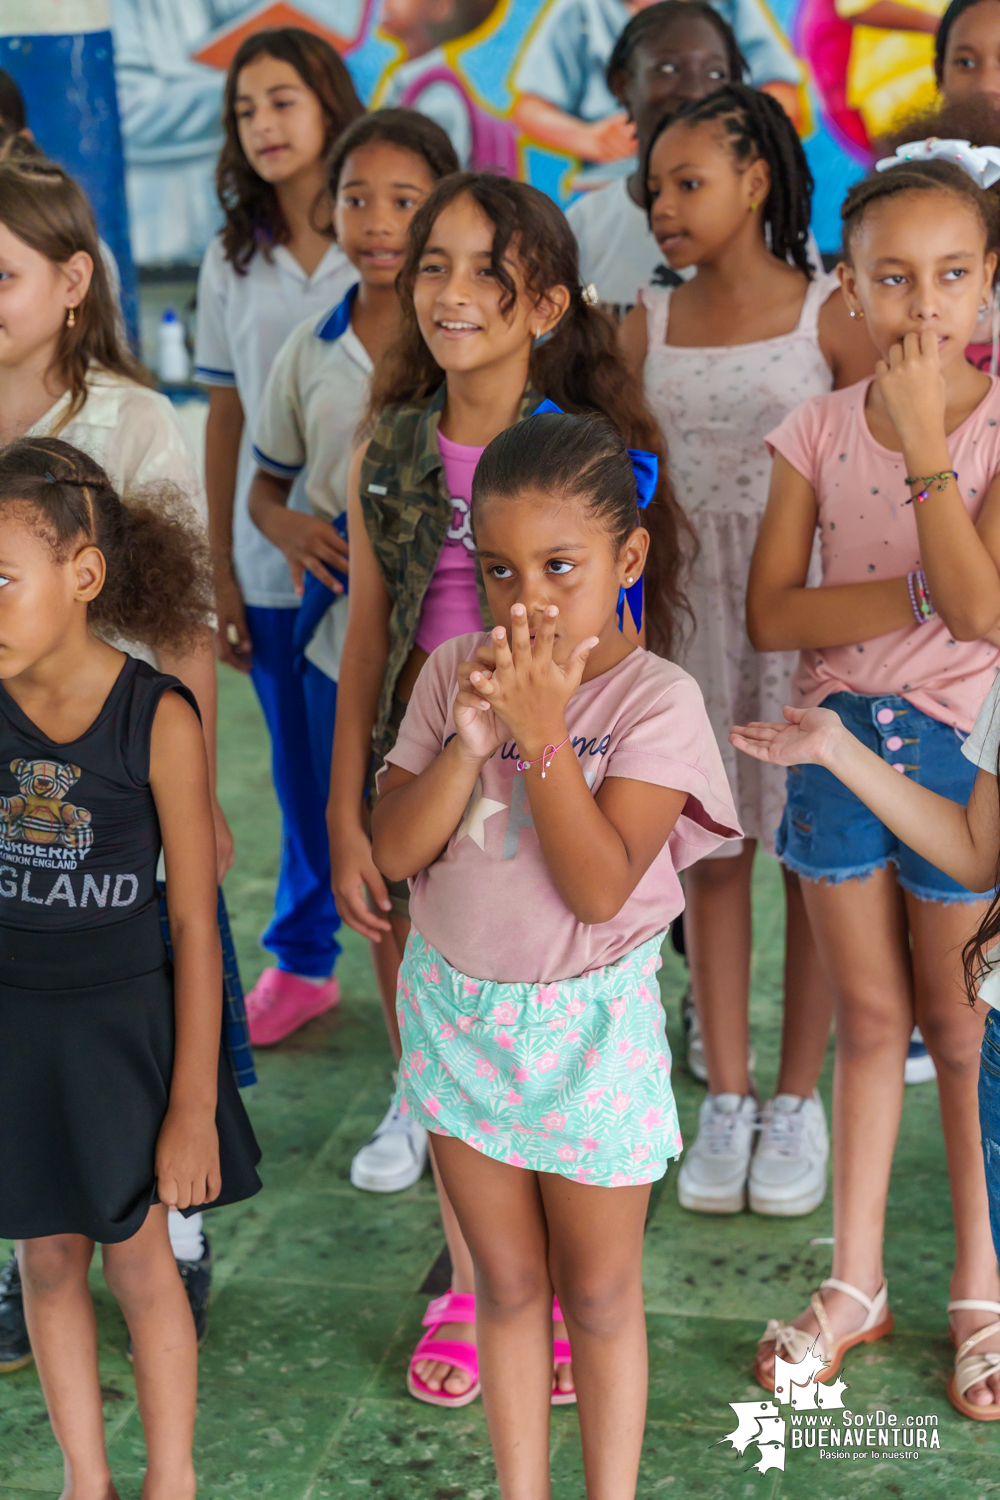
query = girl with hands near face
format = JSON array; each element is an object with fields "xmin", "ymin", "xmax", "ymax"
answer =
[
  {"xmin": 743, "ymin": 150, "xmax": 1000, "ymax": 1419},
  {"xmin": 371, "ymin": 413, "xmax": 740, "ymax": 1500}
]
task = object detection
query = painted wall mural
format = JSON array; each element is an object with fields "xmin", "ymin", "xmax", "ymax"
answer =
[{"xmin": 5, "ymin": 0, "xmax": 952, "ymax": 265}]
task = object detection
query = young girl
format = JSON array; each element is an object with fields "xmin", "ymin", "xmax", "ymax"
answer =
[
  {"xmin": 0, "ymin": 152, "xmax": 247, "ymax": 1329},
  {"xmin": 937, "ymin": 0, "xmax": 1000, "ymax": 101},
  {"xmin": 248, "ymin": 107, "xmax": 458, "ymax": 1178},
  {"xmin": 567, "ymin": 0, "xmax": 747, "ymax": 308},
  {"xmin": 370, "ymin": 409, "xmax": 739, "ymax": 1495},
  {"xmin": 195, "ymin": 27, "xmax": 362, "ymax": 1043},
  {"xmin": 0, "ymin": 436, "xmax": 261, "ymax": 1495},
  {"xmin": 329, "ymin": 170, "xmax": 691, "ymax": 1404},
  {"xmin": 740, "ymin": 145, "xmax": 1000, "ymax": 1416},
  {"xmin": 620, "ymin": 83, "xmax": 877, "ymax": 1218}
]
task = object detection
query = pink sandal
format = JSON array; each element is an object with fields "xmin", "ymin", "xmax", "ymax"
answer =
[
  {"xmin": 552, "ymin": 1296, "xmax": 577, "ymax": 1406},
  {"xmin": 407, "ymin": 1291, "xmax": 481, "ymax": 1408}
]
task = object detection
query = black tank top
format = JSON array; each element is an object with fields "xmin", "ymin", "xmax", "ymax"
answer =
[{"xmin": 0, "ymin": 657, "xmax": 196, "ymax": 932}]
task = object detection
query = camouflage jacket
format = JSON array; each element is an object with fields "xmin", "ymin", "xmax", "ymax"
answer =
[{"xmin": 361, "ymin": 381, "xmax": 540, "ymax": 765}]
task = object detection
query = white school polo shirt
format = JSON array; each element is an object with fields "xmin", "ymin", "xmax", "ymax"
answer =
[
  {"xmin": 194, "ymin": 234, "xmax": 356, "ymax": 609},
  {"xmin": 253, "ymin": 286, "xmax": 373, "ymax": 681}
]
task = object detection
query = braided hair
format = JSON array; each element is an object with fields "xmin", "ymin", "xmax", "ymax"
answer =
[
  {"xmin": 644, "ymin": 82, "xmax": 813, "ymax": 277},
  {"xmin": 606, "ymin": 1, "xmax": 747, "ymax": 96},
  {"xmin": 0, "ymin": 437, "xmax": 214, "ymax": 654},
  {"xmin": 841, "ymin": 158, "xmax": 1000, "ymax": 260}
]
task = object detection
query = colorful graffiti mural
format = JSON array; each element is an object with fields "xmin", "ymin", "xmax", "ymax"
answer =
[{"xmin": 5, "ymin": 0, "xmax": 955, "ymax": 264}]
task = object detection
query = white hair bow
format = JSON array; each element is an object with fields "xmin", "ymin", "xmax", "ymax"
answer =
[{"xmin": 875, "ymin": 137, "xmax": 1000, "ymax": 190}]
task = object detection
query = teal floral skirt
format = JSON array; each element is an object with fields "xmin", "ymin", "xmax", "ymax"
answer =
[{"xmin": 394, "ymin": 930, "xmax": 682, "ymax": 1187}]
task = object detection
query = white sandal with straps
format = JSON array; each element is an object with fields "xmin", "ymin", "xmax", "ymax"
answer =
[
  {"xmin": 947, "ymin": 1299, "xmax": 1000, "ymax": 1421},
  {"xmin": 755, "ymin": 1277, "xmax": 893, "ymax": 1392}
]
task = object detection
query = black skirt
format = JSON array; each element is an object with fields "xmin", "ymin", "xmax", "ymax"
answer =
[{"xmin": 0, "ymin": 906, "xmax": 261, "ymax": 1243}]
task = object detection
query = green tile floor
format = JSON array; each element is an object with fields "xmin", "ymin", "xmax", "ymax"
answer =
[{"xmin": 2, "ymin": 668, "xmax": 998, "ymax": 1497}]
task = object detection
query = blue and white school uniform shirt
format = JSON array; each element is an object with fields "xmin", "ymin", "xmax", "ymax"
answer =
[
  {"xmin": 253, "ymin": 285, "xmax": 373, "ymax": 680},
  {"xmin": 194, "ymin": 234, "xmax": 356, "ymax": 609}
]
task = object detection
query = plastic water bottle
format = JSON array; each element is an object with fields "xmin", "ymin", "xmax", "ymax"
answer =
[{"xmin": 157, "ymin": 308, "xmax": 190, "ymax": 383}]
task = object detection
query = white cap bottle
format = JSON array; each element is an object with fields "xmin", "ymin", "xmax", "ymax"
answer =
[{"xmin": 157, "ymin": 308, "xmax": 190, "ymax": 384}]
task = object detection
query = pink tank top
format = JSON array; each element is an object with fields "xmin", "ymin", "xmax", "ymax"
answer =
[{"xmin": 414, "ymin": 432, "xmax": 486, "ymax": 655}]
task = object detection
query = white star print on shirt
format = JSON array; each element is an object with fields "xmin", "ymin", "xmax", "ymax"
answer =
[{"xmin": 456, "ymin": 778, "xmax": 507, "ymax": 850}]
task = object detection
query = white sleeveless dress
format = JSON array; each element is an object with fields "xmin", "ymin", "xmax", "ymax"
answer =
[{"xmin": 640, "ymin": 271, "xmax": 839, "ymax": 854}]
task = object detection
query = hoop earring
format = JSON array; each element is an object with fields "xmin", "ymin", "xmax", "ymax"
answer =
[{"xmin": 66, "ymin": 306, "xmax": 76, "ymax": 328}]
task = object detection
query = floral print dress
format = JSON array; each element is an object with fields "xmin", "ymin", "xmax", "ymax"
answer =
[{"xmin": 639, "ymin": 271, "xmax": 839, "ymax": 852}]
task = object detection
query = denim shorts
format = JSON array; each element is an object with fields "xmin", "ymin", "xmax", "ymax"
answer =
[
  {"xmin": 980, "ymin": 1009, "xmax": 1000, "ymax": 1265},
  {"xmin": 776, "ymin": 691, "xmax": 989, "ymax": 904}
]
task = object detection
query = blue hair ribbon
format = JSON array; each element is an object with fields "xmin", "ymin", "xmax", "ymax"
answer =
[{"xmin": 531, "ymin": 398, "xmax": 657, "ymax": 631}]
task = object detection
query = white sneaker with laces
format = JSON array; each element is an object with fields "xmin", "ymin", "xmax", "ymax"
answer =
[
  {"xmin": 748, "ymin": 1091, "xmax": 829, "ymax": 1216},
  {"xmin": 350, "ymin": 1100, "xmax": 428, "ymax": 1193},
  {"xmin": 677, "ymin": 1093, "xmax": 757, "ymax": 1213}
]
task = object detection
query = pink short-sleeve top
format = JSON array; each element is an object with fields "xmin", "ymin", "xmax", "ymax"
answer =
[
  {"xmin": 377, "ymin": 635, "xmax": 742, "ymax": 984},
  {"xmin": 766, "ymin": 378, "xmax": 1000, "ymax": 732}
]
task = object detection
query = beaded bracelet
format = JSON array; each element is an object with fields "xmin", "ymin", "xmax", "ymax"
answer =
[
  {"xmin": 907, "ymin": 568, "xmax": 936, "ymax": 624},
  {"xmin": 903, "ymin": 469, "xmax": 958, "ymax": 504},
  {"xmin": 516, "ymin": 736, "xmax": 569, "ymax": 778}
]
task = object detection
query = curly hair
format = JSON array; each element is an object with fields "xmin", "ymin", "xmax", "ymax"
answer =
[
  {"xmin": 0, "ymin": 438, "xmax": 214, "ymax": 656},
  {"xmin": 0, "ymin": 159, "xmax": 152, "ymax": 427},
  {"xmin": 841, "ymin": 157, "xmax": 1000, "ymax": 260},
  {"xmin": 367, "ymin": 172, "xmax": 694, "ymax": 658},
  {"xmin": 644, "ymin": 83, "xmax": 814, "ymax": 277},
  {"xmin": 217, "ymin": 28, "xmax": 364, "ymax": 274}
]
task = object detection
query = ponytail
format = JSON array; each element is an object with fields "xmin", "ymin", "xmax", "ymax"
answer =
[
  {"xmin": 0, "ymin": 437, "xmax": 213, "ymax": 655},
  {"xmin": 367, "ymin": 172, "xmax": 694, "ymax": 658}
]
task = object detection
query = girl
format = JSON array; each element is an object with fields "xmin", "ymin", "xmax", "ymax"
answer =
[
  {"xmin": 567, "ymin": 0, "xmax": 747, "ymax": 308},
  {"xmin": 195, "ymin": 27, "xmax": 362, "ymax": 1044},
  {"xmin": 328, "ymin": 171, "xmax": 691, "ymax": 1404},
  {"xmin": 249, "ymin": 107, "xmax": 458, "ymax": 1179},
  {"xmin": 741, "ymin": 146, "xmax": 1000, "ymax": 1415},
  {"xmin": 0, "ymin": 153, "xmax": 246, "ymax": 1326},
  {"xmin": 0, "ymin": 436, "xmax": 261, "ymax": 1496},
  {"xmin": 936, "ymin": 0, "xmax": 1000, "ymax": 101},
  {"xmin": 620, "ymin": 83, "xmax": 876, "ymax": 1218},
  {"xmin": 370, "ymin": 409, "xmax": 739, "ymax": 1497}
]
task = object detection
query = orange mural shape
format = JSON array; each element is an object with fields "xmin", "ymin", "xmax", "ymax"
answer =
[{"xmin": 190, "ymin": 1, "xmax": 353, "ymax": 70}]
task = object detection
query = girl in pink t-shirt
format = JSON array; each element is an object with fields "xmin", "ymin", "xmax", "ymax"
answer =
[
  {"xmin": 328, "ymin": 172, "xmax": 692, "ymax": 1409},
  {"xmin": 372, "ymin": 410, "xmax": 740, "ymax": 1496},
  {"xmin": 746, "ymin": 148, "xmax": 1000, "ymax": 1417}
]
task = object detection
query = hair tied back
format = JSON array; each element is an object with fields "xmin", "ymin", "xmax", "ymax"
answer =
[
  {"xmin": 531, "ymin": 399, "xmax": 657, "ymax": 630},
  {"xmin": 876, "ymin": 137, "xmax": 1000, "ymax": 190}
]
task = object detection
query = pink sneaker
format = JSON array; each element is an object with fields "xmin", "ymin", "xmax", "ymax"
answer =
[{"xmin": 245, "ymin": 968, "xmax": 340, "ymax": 1046}]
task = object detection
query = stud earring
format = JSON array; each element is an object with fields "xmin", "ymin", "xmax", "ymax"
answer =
[
  {"xmin": 749, "ymin": 201, "xmax": 758, "ymax": 213},
  {"xmin": 849, "ymin": 307, "xmax": 864, "ymax": 320},
  {"xmin": 66, "ymin": 306, "xmax": 76, "ymax": 328},
  {"xmin": 625, "ymin": 576, "xmax": 633, "ymax": 585}
]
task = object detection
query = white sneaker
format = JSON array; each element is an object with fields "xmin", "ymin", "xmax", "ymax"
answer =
[
  {"xmin": 680, "ymin": 987, "xmax": 707, "ymax": 1081},
  {"xmin": 677, "ymin": 1093, "xmax": 757, "ymax": 1213},
  {"xmin": 350, "ymin": 1100, "xmax": 428, "ymax": 1192},
  {"xmin": 904, "ymin": 1027, "xmax": 937, "ymax": 1085},
  {"xmin": 748, "ymin": 1092, "xmax": 829, "ymax": 1216}
]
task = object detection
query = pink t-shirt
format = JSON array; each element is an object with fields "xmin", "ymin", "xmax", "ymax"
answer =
[
  {"xmin": 767, "ymin": 378, "xmax": 1000, "ymax": 732},
  {"xmin": 378, "ymin": 634, "xmax": 742, "ymax": 984},
  {"xmin": 414, "ymin": 433, "xmax": 486, "ymax": 654}
]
